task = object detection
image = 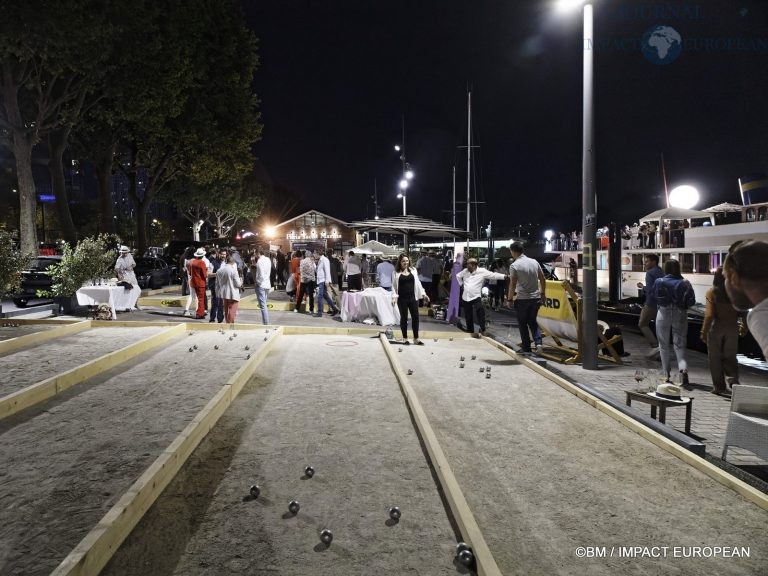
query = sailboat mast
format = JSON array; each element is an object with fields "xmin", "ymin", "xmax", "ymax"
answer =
[
  {"xmin": 466, "ymin": 90, "xmax": 472, "ymax": 235},
  {"xmin": 661, "ymin": 152, "xmax": 670, "ymax": 209},
  {"xmin": 452, "ymin": 165, "xmax": 456, "ymax": 229}
]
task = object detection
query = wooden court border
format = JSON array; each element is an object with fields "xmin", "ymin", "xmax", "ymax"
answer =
[
  {"xmin": 380, "ymin": 333, "xmax": 502, "ymax": 576},
  {"xmin": 0, "ymin": 319, "xmax": 92, "ymax": 355},
  {"xmin": 482, "ymin": 335, "xmax": 768, "ymax": 512},
  {"xmin": 51, "ymin": 324, "xmax": 284, "ymax": 576},
  {"xmin": 0, "ymin": 323, "xmax": 185, "ymax": 421}
]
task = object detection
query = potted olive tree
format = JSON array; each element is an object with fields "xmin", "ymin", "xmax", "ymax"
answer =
[
  {"xmin": 0, "ymin": 226, "xmax": 31, "ymax": 317},
  {"xmin": 39, "ymin": 235, "xmax": 120, "ymax": 315}
]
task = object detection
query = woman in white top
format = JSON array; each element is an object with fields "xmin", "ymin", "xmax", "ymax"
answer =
[
  {"xmin": 391, "ymin": 253, "xmax": 429, "ymax": 345},
  {"xmin": 115, "ymin": 246, "xmax": 138, "ymax": 286},
  {"xmin": 215, "ymin": 251, "xmax": 243, "ymax": 326}
]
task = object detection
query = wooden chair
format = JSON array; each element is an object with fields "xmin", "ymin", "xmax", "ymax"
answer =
[{"xmin": 535, "ymin": 280, "xmax": 624, "ymax": 365}]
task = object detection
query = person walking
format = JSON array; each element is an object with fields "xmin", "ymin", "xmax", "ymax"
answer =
[
  {"xmin": 637, "ymin": 253, "xmax": 664, "ymax": 358},
  {"xmin": 392, "ymin": 253, "xmax": 429, "ymax": 345},
  {"xmin": 208, "ymin": 248, "xmax": 225, "ymax": 323},
  {"xmin": 216, "ymin": 250, "xmax": 243, "ymax": 326},
  {"xmin": 505, "ymin": 242, "xmax": 547, "ymax": 353},
  {"xmin": 723, "ymin": 239, "xmax": 768, "ymax": 359},
  {"xmin": 296, "ymin": 250, "xmax": 317, "ymax": 314},
  {"xmin": 314, "ymin": 249, "xmax": 340, "ymax": 317},
  {"xmin": 187, "ymin": 248, "xmax": 209, "ymax": 319},
  {"xmin": 456, "ymin": 257, "xmax": 507, "ymax": 337},
  {"xmin": 650, "ymin": 259, "xmax": 696, "ymax": 384},
  {"xmin": 253, "ymin": 247, "xmax": 272, "ymax": 325},
  {"xmin": 700, "ymin": 268, "xmax": 742, "ymax": 394}
]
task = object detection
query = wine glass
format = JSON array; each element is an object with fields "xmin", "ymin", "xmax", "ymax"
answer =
[
  {"xmin": 633, "ymin": 369, "xmax": 645, "ymax": 389},
  {"xmin": 646, "ymin": 369, "xmax": 658, "ymax": 392}
]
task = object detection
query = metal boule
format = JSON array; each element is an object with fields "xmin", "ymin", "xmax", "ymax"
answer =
[
  {"xmin": 189, "ymin": 331, "xmax": 193, "ymax": 336},
  {"xmin": 407, "ymin": 369, "xmax": 413, "ymax": 375},
  {"xmin": 214, "ymin": 345, "xmax": 219, "ymax": 350},
  {"xmin": 398, "ymin": 347, "xmax": 402, "ymax": 352},
  {"xmin": 193, "ymin": 344, "xmax": 198, "ymax": 350},
  {"xmin": 449, "ymin": 337, "xmax": 453, "ymax": 341},
  {"xmin": 471, "ymin": 355, "xmax": 476, "ymax": 360},
  {"xmin": 188, "ymin": 347, "xmax": 193, "ymax": 352},
  {"xmin": 288, "ymin": 500, "xmax": 300, "ymax": 514},
  {"xmin": 460, "ymin": 356, "xmax": 465, "ymax": 361},
  {"xmin": 459, "ymin": 362, "xmax": 464, "ymax": 368},
  {"xmin": 389, "ymin": 506, "xmax": 401, "ymax": 521},
  {"xmin": 245, "ymin": 345, "xmax": 250, "ymax": 350},
  {"xmin": 304, "ymin": 466, "xmax": 315, "ymax": 478},
  {"xmin": 249, "ymin": 484, "xmax": 260, "ymax": 498},
  {"xmin": 458, "ymin": 549, "xmax": 474, "ymax": 566},
  {"xmin": 456, "ymin": 542, "xmax": 470, "ymax": 555},
  {"xmin": 229, "ymin": 337, "xmax": 233, "ymax": 341},
  {"xmin": 479, "ymin": 367, "xmax": 485, "ymax": 372},
  {"xmin": 246, "ymin": 353, "xmax": 251, "ymax": 359},
  {"xmin": 486, "ymin": 372, "xmax": 491, "ymax": 379},
  {"xmin": 320, "ymin": 529, "xmax": 333, "ymax": 545},
  {"xmin": 264, "ymin": 336, "xmax": 268, "ymax": 341}
]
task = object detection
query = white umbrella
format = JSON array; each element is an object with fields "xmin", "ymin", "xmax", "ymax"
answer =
[
  {"xmin": 703, "ymin": 202, "xmax": 742, "ymax": 213},
  {"xmin": 638, "ymin": 207, "xmax": 714, "ymax": 222}
]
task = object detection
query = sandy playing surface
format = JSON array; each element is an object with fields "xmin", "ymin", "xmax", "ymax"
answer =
[
  {"xmin": 402, "ymin": 336, "xmax": 768, "ymax": 575},
  {"xmin": 0, "ymin": 322, "xmax": 56, "ymax": 342},
  {"xmin": 0, "ymin": 328, "xmax": 272, "ymax": 576},
  {"xmin": 102, "ymin": 334, "xmax": 460, "ymax": 575},
  {"xmin": 0, "ymin": 326, "xmax": 166, "ymax": 396}
]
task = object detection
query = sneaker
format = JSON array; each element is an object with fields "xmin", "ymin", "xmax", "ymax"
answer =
[
  {"xmin": 680, "ymin": 371, "xmax": 690, "ymax": 387},
  {"xmin": 313, "ymin": 313, "xmax": 322, "ymax": 318}
]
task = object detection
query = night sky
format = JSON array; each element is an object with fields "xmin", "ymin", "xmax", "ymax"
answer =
[{"xmin": 245, "ymin": 0, "xmax": 768, "ymax": 235}]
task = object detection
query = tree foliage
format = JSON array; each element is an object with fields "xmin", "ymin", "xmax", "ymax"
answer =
[
  {"xmin": 0, "ymin": 224, "xmax": 31, "ymax": 297},
  {"xmin": 40, "ymin": 234, "xmax": 121, "ymax": 297}
]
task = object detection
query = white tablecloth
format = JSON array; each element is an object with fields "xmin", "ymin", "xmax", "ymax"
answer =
[
  {"xmin": 76, "ymin": 285, "xmax": 141, "ymax": 320},
  {"xmin": 341, "ymin": 288, "xmax": 400, "ymax": 326}
]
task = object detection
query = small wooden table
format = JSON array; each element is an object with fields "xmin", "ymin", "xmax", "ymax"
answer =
[{"xmin": 625, "ymin": 390, "xmax": 693, "ymax": 434}]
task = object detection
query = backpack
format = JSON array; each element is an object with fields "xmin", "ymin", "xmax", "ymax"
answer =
[{"xmin": 654, "ymin": 276, "xmax": 696, "ymax": 309}]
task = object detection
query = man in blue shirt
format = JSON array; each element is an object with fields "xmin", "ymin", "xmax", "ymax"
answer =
[{"xmin": 637, "ymin": 253, "xmax": 664, "ymax": 357}]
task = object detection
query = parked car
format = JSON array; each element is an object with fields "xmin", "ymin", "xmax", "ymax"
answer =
[
  {"xmin": 13, "ymin": 255, "xmax": 62, "ymax": 307},
  {"xmin": 134, "ymin": 257, "xmax": 172, "ymax": 289}
]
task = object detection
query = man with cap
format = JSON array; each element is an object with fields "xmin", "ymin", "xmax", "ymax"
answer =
[
  {"xmin": 115, "ymin": 246, "xmax": 138, "ymax": 287},
  {"xmin": 187, "ymin": 247, "xmax": 209, "ymax": 319},
  {"xmin": 456, "ymin": 257, "xmax": 507, "ymax": 337}
]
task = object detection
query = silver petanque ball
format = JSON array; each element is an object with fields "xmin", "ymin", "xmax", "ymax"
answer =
[
  {"xmin": 460, "ymin": 356, "xmax": 465, "ymax": 361},
  {"xmin": 320, "ymin": 529, "xmax": 333, "ymax": 545},
  {"xmin": 459, "ymin": 362, "xmax": 465, "ymax": 368},
  {"xmin": 188, "ymin": 347, "xmax": 194, "ymax": 352},
  {"xmin": 486, "ymin": 372, "xmax": 491, "ymax": 379},
  {"xmin": 456, "ymin": 542, "xmax": 470, "ymax": 555},
  {"xmin": 246, "ymin": 353, "xmax": 251, "ymax": 359},
  {"xmin": 479, "ymin": 367, "xmax": 485, "ymax": 372},
  {"xmin": 229, "ymin": 337, "xmax": 233, "ymax": 341},
  {"xmin": 245, "ymin": 345, "xmax": 250, "ymax": 350},
  {"xmin": 214, "ymin": 345, "xmax": 219, "ymax": 350},
  {"xmin": 407, "ymin": 369, "xmax": 413, "ymax": 375},
  {"xmin": 288, "ymin": 500, "xmax": 300, "ymax": 514},
  {"xmin": 471, "ymin": 355, "xmax": 476, "ymax": 360},
  {"xmin": 449, "ymin": 337, "xmax": 453, "ymax": 341},
  {"xmin": 189, "ymin": 331, "xmax": 193, "ymax": 336},
  {"xmin": 433, "ymin": 338, "xmax": 438, "ymax": 342},
  {"xmin": 458, "ymin": 549, "xmax": 474, "ymax": 566},
  {"xmin": 389, "ymin": 506, "xmax": 401, "ymax": 520},
  {"xmin": 249, "ymin": 484, "xmax": 260, "ymax": 498},
  {"xmin": 398, "ymin": 347, "xmax": 403, "ymax": 352},
  {"xmin": 233, "ymin": 333, "xmax": 237, "ymax": 337},
  {"xmin": 193, "ymin": 344, "xmax": 198, "ymax": 350},
  {"xmin": 304, "ymin": 466, "xmax": 315, "ymax": 478}
]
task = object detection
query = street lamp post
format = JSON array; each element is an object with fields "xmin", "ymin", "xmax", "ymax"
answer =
[
  {"xmin": 394, "ymin": 116, "xmax": 414, "ymax": 249},
  {"xmin": 557, "ymin": 0, "xmax": 598, "ymax": 369}
]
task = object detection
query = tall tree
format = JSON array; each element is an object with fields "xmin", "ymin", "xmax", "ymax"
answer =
[
  {"xmin": 0, "ymin": 1, "xmax": 111, "ymax": 253},
  {"xmin": 121, "ymin": 0, "xmax": 262, "ymax": 253}
]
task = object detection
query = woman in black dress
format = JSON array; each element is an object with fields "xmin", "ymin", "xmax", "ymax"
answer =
[{"xmin": 392, "ymin": 253, "xmax": 429, "ymax": 345}]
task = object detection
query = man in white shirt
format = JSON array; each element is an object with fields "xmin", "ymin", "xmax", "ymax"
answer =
[
  {"xmin": 344, "ymin": 251, "xmax": 363, "ymax": 290},
  {"xmin": 253, "ymin": 247, "xmax": 272, "ymax": 325},
  {"xmin": 376, "ymin": 257, "xmax": 395, "ymax": 291},
  {"xmin": 455, "ymin": 257, "xmax": 507, "ymax": 337},
  {"xmin": 314, "ymin": 249, "xmax": 340, "ymax": 317},
  {"xmin": 724, "ymin": 240, "xmax": 768, "ymax": 359},
  {"xmin": 505, "ymin": 242, "xmax": 547, "ymax": 353}
]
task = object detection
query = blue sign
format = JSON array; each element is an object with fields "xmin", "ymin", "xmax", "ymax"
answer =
[{"xmin": 38, "ymin": 195, "xmax": 56, "ymax": 203}]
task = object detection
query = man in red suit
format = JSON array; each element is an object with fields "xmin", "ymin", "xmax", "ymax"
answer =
[{"xmin": 188, "ymin": 248, "xmax": 209, "ymax": 319}]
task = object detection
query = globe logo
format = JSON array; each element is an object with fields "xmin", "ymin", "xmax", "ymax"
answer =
[{"xmin": 641, "ymin": 25, "xmax": 682, "ymax": 65}]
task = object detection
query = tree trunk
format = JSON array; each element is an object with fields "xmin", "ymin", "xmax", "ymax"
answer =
[
  {"xmin": 3, "ymin": 63, "xmax": 39, "ymax": 255},
  {"xmin": 48, "ymin": 128, "xmax": 78, "ymax": 245},
  {"xmin": 95, "ymin": 142, "xmax": 116, "ymax": 234},
  {"xmin": 13, "ymin": 137, "xmax": 38, "ymax": 255}
]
